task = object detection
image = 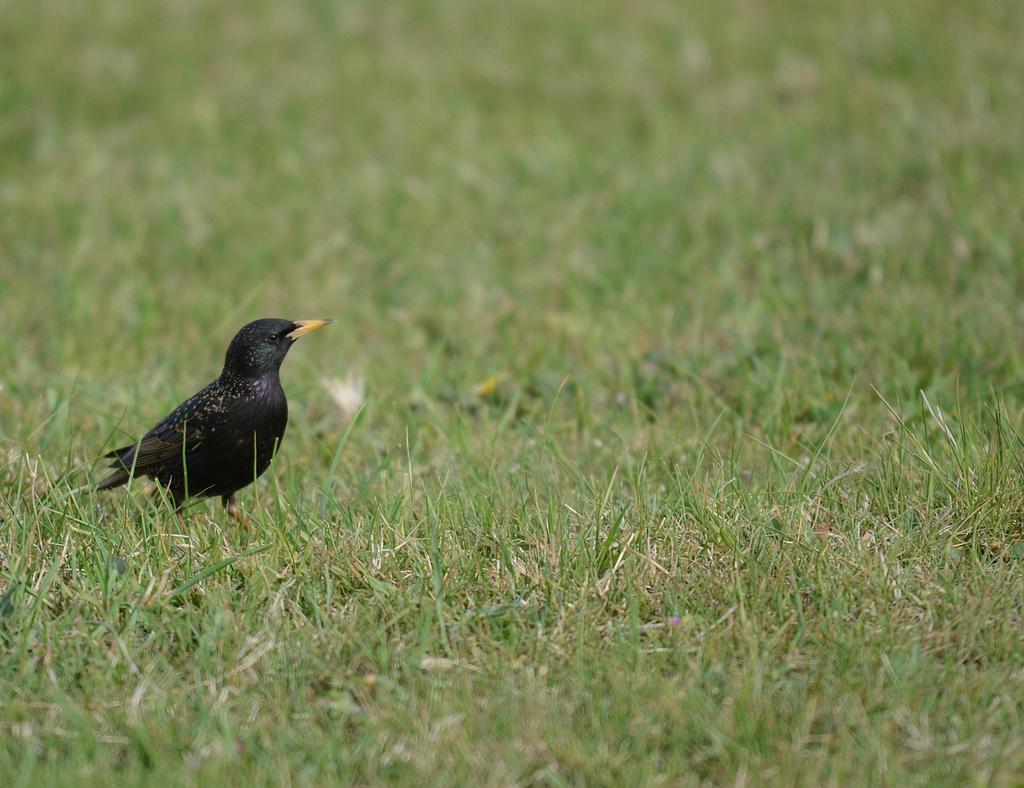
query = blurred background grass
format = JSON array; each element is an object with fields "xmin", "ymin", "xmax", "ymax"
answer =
[
  {"xmin": 2, "ymin": 0, "xmax": 1024, "ymax": 784},
  {"xmin": 4, "ymin": 0, "xmax": 1022, "ymax": 416}
]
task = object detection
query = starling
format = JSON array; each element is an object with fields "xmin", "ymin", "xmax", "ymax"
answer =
[{"xmin": 97, "ymin": 318, "xmax": 332, "ymax": 525}]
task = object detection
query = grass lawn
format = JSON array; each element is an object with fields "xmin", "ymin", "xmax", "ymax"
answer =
[{"xmin": 2, "ymin": 0, "xmax": 1023, "ymax": 784}]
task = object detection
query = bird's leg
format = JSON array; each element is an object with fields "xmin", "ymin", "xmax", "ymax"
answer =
[{"xmin": 223, "ymin": 495, "xmax": 249, "ymax": 530}]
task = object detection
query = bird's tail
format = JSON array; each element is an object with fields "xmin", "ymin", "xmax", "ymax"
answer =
[
  {"xmin": 96, "ymin": 468, "xmax": 130, "ymax": 491},
  {"xmin": 95, "ymin": 444, "xmax": 135, "ymax": 491},
  {"xmin": 104, "ymin": 445, "xmax": 133, "ymax": 460}
]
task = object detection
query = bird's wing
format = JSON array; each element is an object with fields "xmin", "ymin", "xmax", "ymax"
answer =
[
  {"xmin": 96, "ymin": 426, "xmax": 186, "ymax": 490},
  {"xmin": 105, "ymin": 429, "xmax": 187, "ymax": 469},
  {"xmin": 103, "ymin": 385, "xmax": 218, "ymax": 473},
  {"xmin": 97, "ymin": 416, "xmax": 203, "ymax": 490}
]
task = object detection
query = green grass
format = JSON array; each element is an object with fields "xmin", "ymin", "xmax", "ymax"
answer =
[{"xmin": 2, "ymin": 0, "xmax": 1024, "ymax": 783}]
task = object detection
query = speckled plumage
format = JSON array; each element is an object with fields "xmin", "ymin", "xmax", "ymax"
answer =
[{"xmin": 97, "ymin": 318, "xmax": 331, "ymax": 515}]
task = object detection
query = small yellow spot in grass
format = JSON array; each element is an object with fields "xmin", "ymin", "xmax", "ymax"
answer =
[{"xmin": 472, "ymin": 376, "xmax": 499, "ymax": 398}]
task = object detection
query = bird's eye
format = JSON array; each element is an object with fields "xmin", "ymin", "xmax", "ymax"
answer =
[{"xmin": 268, "ymin": 333, "xmax": 280, "ymax": 344}]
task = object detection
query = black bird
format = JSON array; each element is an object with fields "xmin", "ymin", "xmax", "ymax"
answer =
[{"xmin": 97, "ymin": 318, "xmax": 332, "ymax": 525}]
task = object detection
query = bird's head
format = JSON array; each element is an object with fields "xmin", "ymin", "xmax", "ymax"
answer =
[{"xmin": 221, "ymin": 318, "xmax": 333, "ymax": 379}]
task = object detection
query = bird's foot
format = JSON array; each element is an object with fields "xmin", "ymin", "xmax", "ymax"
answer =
[{"xmin": 224, "ymin": 496, "xmax": 249, "ymax": 531}]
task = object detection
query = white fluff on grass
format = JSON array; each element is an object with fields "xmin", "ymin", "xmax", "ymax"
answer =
[{"xmin": 321, "ymin": 375, "xmax": 365, "ymax": 423}]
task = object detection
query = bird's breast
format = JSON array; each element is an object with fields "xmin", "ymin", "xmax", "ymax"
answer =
[{"xmin": 222, "ymin": 379, "xmax": 288, "ymax": 466}]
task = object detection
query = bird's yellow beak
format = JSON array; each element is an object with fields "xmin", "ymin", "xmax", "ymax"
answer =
[{"xmin": 286, "ymin": 319, "xmax": 334, "ymax": 339}]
